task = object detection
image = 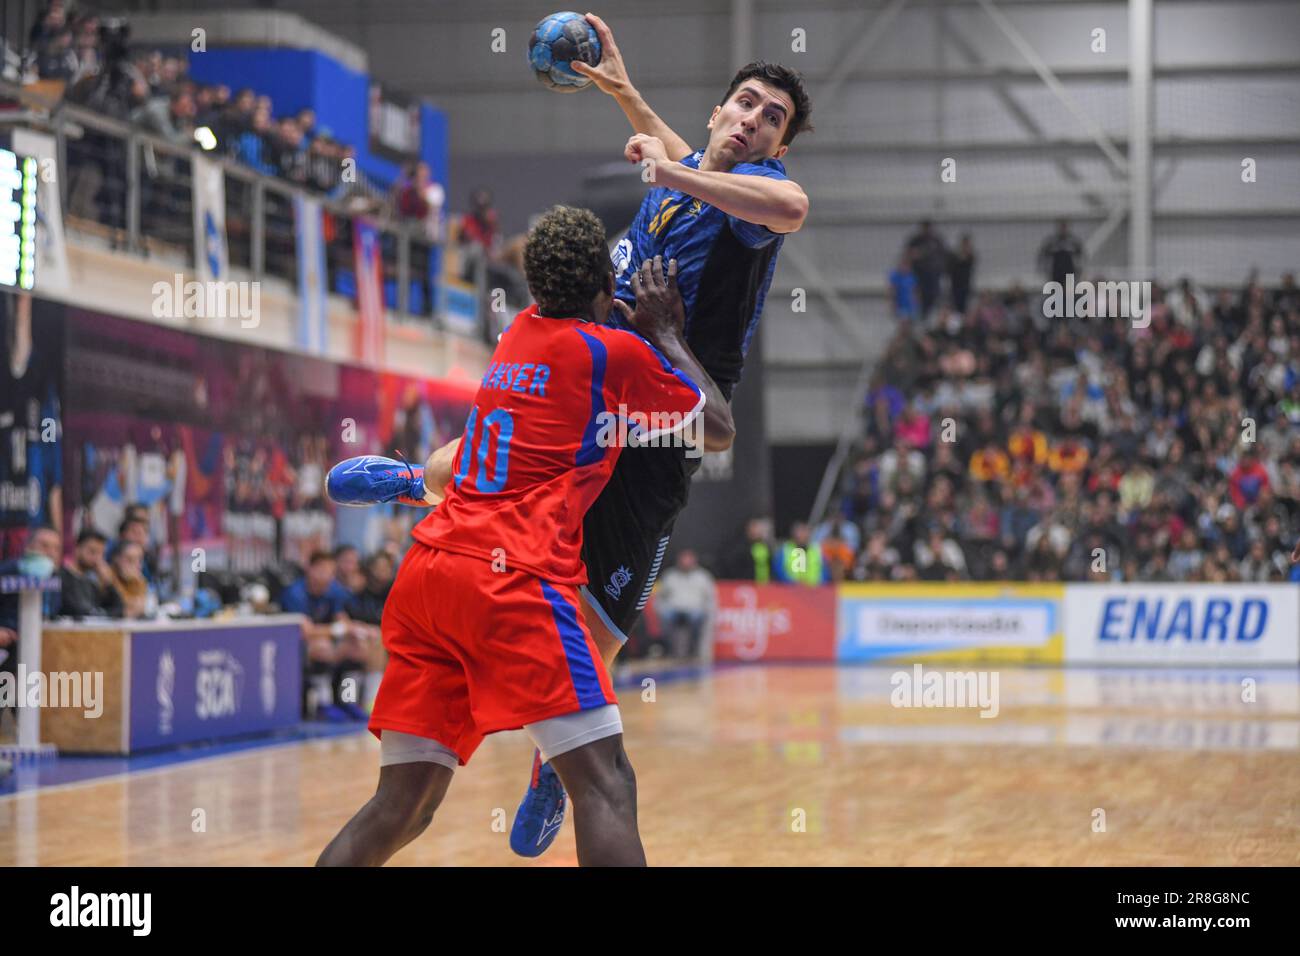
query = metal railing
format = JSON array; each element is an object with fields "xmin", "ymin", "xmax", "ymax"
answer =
[{"xmin": 2, "ymin": 79, "xmax": 483, "ymax": 338}]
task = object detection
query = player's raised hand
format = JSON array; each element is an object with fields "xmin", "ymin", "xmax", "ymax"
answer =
[
  {"xmin": 1291, "ymin": 538, "xmax": 1300, "ymax": 564},
  {"xmin": 614, "ymin": 256, "xmax": 685, "ymax": 342},
  {"xmin": 571, "ymin": 13, "xmax": 630, "ymax": 95}
]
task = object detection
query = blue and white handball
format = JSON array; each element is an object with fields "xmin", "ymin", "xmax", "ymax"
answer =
[{"xmin": 528, "ymin": 11, "xmax": 602, "ymax": 92}]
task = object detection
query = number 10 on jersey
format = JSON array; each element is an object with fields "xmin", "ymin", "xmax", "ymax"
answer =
[{"xmin": 453, "ymin": 406, "xmax": 515, "ymax": 494}]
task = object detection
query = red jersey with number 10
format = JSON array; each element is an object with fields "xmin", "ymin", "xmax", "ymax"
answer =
[{"xmin": 412, "ymin": 304, "xmax": 705, "ymax": 584}]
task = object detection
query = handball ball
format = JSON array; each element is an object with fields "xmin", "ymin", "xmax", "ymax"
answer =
[{"xmin": 528, "ymin": 11, "xmax": 601, "ymax": 92}]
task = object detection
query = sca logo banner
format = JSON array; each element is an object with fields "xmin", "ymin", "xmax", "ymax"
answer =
[{"xmin": 1064, "ymin": 585, "xmax": 1300, "ymax": 664}]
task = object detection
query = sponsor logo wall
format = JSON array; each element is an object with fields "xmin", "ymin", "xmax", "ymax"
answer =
[
  {"xmin": 712, "ymin": 583, "xmax": 835, "ymax": 662},
  {"xmin": 130, "ymin": 622, "xmax": 301, "ymax": 750},
  {"xmin": 705, "ymin": 582, "xmax": 1300, "ymax": 666}
]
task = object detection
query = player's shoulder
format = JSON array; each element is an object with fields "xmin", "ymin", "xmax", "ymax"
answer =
[
  {"xmin": 732, "ymin": 154, "xmax": 789, "ymax": 180},
  {"xmin": 575, "ymin": 322, "xmax": 668, "ymax": 367}
]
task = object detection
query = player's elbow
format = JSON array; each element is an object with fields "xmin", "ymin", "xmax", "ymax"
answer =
[
  {"xmin": 770, "ymin": 186, "xmax": 808, "ymax": 233},
  {"xmin": 700, "ymin": 411, "xmax": 735, "ymax": 453}
]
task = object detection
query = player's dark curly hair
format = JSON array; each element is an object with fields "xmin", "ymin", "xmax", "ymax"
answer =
[
  {"xmin": 722, "ymin": 62, "xmax": 814, "ymax": 146},
  {"xmin": 523, "ymin": 205, "xmax": 612, "ymax": 317}
]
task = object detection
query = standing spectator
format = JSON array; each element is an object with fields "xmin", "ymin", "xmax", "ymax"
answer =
[
  {"xmin": 1037, "ymin": 219, "xmax": 1084, "ymax": 287},
  {"xmin": 131, "ymin": 87, "xmax": 196, "ymax": 145},
  {"xmin": 889, "ymin": 248, "xmax": 919, "ymax": 322},
  {"xmin": 396, "ymin": 162, "xmax": 446, "ymax": 243},
  {"xmin": 654, "ymin": 550, "xmax": 716, "ymax": 659},
  {"xmin": 720, "ymin": 517, "xmax": 776, "ymax": 582},
  {"xmin": 948, "ymin": 233, "xmax": 976, "ymax": 314},
  {"xmin": 905, "ymin": 220, "xmax": 948, "ymax": 320},
  {"xmin": 458, "ymin": 186, "xmax": 500, "ymax": 277},
  {"xmin": 774, "ymin": 522, "xmax": 829, "ymax": 585}
]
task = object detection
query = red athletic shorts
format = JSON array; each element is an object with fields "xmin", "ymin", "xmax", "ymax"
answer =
[{"xmin": 368, "ymin": 541, "xmax": 617, "ymax": 764}]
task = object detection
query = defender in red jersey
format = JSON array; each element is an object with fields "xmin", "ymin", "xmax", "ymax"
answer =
[{"xmin": 318, "ymin": 207, "xmax": 733, "ymax": 866}]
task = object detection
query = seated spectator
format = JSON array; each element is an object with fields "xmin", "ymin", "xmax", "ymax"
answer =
[
  {"xmin": 333, "ymin": 544, "xmax": 365, "ymax": 595},
  {"xmin": 1230, "ymin": 450, "xmax": 1270, "ymax": 509},
  {"xmin": 109, "ymin": 541, "xmax": 153, "ymax": 619},
  {"xmin": 0, "ymin": 527, "xmax": 63, "ymax": 670},
  {"xmin": 654, "ymin": 550, "xmax": 716, "ymax": 658},
  {"xmin": 969, "ymin": 442, "xmax": 1010, "ymax": 483},
  {"xmin": 280, "ymin": 550, "xmax": 367, "ymax": 722},
  {"xmin": 111, "ymin": 516, "xmax": 155, "ymax": 582},
  {"xmin": 60, "ymin": 529, "xmax": 124, "ymax": 618},
  {"xmin": 344, "ymin": 551, "xmax": 395, "ymax": 711},
  {"xmin": 914, "ymin": 526, "xmax": 967, "ymax": 580}
]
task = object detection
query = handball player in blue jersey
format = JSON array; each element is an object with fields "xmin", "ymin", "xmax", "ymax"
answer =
[
  {"xmin": 509, "ymin": 14, "xmax": 812, "ymax": 855},
  {"xmin": 330, "ymin": 13, "xmax": 812, "ymax": 859}
]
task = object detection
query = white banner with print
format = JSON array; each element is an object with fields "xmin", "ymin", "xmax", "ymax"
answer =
[
  {"xmin": 1063, "ymin": 584, "xmax": 1300, "ymax": 665},
  {"xmin": 191, "ymin": 154, "xmax": 228, "ymax": 284}
]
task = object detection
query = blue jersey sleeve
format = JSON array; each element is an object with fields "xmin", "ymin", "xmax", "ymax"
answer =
[
  {"xmin": 279, "ymin": 581, "xmax": 308, "ymax": 615},
  {"xmin": 726, "ymin": 159, "xmax": 788, "ymax": 249}
]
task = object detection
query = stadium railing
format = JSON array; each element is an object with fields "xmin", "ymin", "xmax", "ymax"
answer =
[{"xmin": 1, "ymin": 79, "xmax": 454, "ymax": 332}]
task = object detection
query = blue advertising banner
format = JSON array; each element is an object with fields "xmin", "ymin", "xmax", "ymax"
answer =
[{"xmin": 128, "ymin": 622, "xmax": 302, "ymax": 750}]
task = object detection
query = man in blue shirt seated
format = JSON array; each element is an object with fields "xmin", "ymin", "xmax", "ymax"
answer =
[{"xmin": 279, "ymin": 550, "xmax": 368, "ymax": 722}]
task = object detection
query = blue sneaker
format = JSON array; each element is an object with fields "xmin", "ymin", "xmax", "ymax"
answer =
[
  {"xmin": 316, "ymin": 704, "xmax": 351, "ymax": 723},
  {"xmin": 509, "ymin": 749, "xmax": 567, "ymax": 857},
  {"xmin": 326, "ymin": 455, "xmax": 430, "ymax": 508},
  {"xmin": 337, "ymin": 701, "xmax": 369, "ymax": 722}
]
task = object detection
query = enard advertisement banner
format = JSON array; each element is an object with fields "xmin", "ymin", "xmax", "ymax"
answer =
[{"xmin": 1063, "ymin": 584, "xmax": 1300, "ymax": 665}]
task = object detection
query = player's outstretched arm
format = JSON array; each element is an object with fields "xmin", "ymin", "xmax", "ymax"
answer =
[
  {"xmin": 627, "ymin": 135, "xmax": 808, "ymax": 234},
  {"xmin": 614, "ymin": 256, "xmax": 735, "ymax": 452},
  {"xmin": 571, "ymin": 13, "xmax": 695, "ymax": 163},
  {"xmin": 422, "ymin": 438, "xmax": 461, "ymax": 504}
]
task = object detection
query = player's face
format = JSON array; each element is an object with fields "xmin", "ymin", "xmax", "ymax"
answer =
[{"xmin": 707, "ymin": 81, "xmax": 795, "ymax": 164}]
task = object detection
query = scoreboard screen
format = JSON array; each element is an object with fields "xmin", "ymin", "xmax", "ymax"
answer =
[{"xmin": 0, "ymin": 148, "xmax": 37, "ymax": 290}]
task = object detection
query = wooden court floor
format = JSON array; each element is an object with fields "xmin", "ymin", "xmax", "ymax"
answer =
[{"xmin": 2, "ymin": 665, "xmax": 1298, "ymax": 866}]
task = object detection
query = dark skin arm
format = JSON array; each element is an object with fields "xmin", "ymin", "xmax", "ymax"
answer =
[{"xmin": 612, "ymin": 256, "xmax": 736, "ymax": 452}]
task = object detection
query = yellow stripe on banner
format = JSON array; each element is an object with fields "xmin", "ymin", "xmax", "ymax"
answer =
[
  {"xmin": 837, "ymin": 582, "xmax": 1065, "ymax": 601},
  {"xmin": 901, "ymin": 633, "xmax": 1065, "ymax": 666}
]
